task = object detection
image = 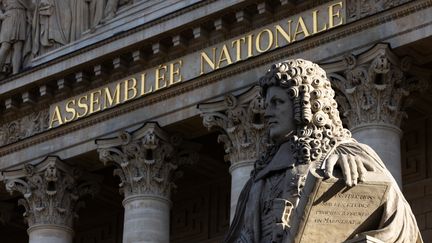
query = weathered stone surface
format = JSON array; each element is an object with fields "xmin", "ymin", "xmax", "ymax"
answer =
[
  {"xmin": 225, "ymin": 59, "xmax": 423, "ymax": 243},
  {"xmin": 293, "ymin": 171, "xmax": 390, "ymax": 243}
]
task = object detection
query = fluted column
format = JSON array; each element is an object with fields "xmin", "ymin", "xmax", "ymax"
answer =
[
  {"xmin": 198, "ymin": 86, "xmax": 268, "ymax": 222},
  {"xmin": 325, "ymin": 43, "xmax": 428, "ymax": 187},
  {"xmin": 96, "ymin": 122, "xmax": 197, "ymax": 243},
  {"xmin": 0, "ymin": 156, "xmax": 98, "ymax": 243}
]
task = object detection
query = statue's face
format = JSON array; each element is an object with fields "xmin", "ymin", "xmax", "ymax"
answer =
[{"xmin": 264, "ymin": 86, "xmax": 295, "ymax": 143}]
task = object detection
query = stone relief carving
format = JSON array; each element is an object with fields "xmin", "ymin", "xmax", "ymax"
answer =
[
  {"xmin": 346, "ymin": 0, "xmax": 413, "ymax": 21},
  {"xmin": 0, "ymin": 0, "xmax": 33, "ymax": 75},
  {"xmin": 0, "ymin": 108, "xmax": 49, "ymax": 147},
  {"xmin": 32, "ymin": 0, "xmax": 73, "ymax": 55},
  {"xmin": 97, "ymin": 122, "xmax": 198, "ymax": 199},
  {"xmin": 0, "ymin": 0, "xmax": 131, "ymax": 76},
  {"xmin": 198, "ymin": 86, "xmax": 269, "ymax": 168},
  {"xmin": 224, "ymin": 59, "xmax": 423, "ymax": 243},
  {"xmin": 325, "ymin": 44, "xmax": 428, "ymax": 129},
  {"xmin": 0, "ymin": 156, "xmax": 99, "ymax": 227}
]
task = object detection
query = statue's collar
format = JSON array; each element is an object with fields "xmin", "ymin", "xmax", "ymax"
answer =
[{"xmin": 254, "ymin": 142, "xmax": 295, "ymax": 181}]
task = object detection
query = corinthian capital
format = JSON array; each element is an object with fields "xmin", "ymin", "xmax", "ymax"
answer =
[
  {"xmin": 96, "ymin": 122, "xmax": 197, "ymax": 199},
  {"xmin": 198, "ymin": 86, "xmax": 268, "ymax": 168},
  {"xmin": 0, "ymin": 156, "xmax": 98, "ymax": 228},
  {"xmin": 324, "ymin": 43, "xmax": 429, "ymax": 128}
]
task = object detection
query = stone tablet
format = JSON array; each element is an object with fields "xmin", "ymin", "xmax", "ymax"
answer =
[{"xmin": 292, "ymin": 170, "xmax": 390, "ymax": 243}]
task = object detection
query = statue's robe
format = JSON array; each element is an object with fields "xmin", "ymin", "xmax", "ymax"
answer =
[
  {"xmin": 32, "ymin": 0, "xmax": 72, "ymax": 55},
  {"xmin": 225, "ymin": 140, "xmax": 423, "ymax": 243},
  {"xmin": 0, "ymin": 0, "xmax": 30, "ymax": 43}
]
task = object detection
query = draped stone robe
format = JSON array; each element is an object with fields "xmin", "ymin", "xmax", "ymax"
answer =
[{"xmin": 225, "ymin": 140, "xmax": 423, "ymax": 243}]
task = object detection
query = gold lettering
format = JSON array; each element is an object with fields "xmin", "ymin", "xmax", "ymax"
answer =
[
  {"xmin": 274, "ymin": 22, "xmax": 292, "ymax": 48},
  {"xmin": 89, "ymin": 90, "xmax": 102, "ymax": 114},
  {"xmin": 293, "ymin": 16, "xmax": 310, "ymax": 41},
  {"xmin": 104, "ymin": 83, "xmax": 121, "ymax": 109},
  {"xmin": 246, "ymin": 34, "xmax": 253, "ymax": 58},
  {"xmin": 140, "ymin": 73, "xmax": 153, "ymax": 96},
  {"xmin": 64, "ymin": 100, "xmax": 77, "ymax": 123},
  {"xmin": 49, "ymin": 106, "xmax": 63, "ymax": 128},
  {"xmin": 312, "ymin": 10, "xmax": 327, "ymax": 34},
  {"xmin": 216, "ymin": 44, "xmax": 233, "ymax": 69},
  {"xmin": 77, "ymin": 95, "xmax": 89, "ymax": 118},
  {"xmin": 155, "ymin": 65, "xmax": 167, "ymax": 90},
  {"xmin": 232, "ymin": 37, "xmax": 245, "ymax": 62},
  {"xmin": 200, "ymin": 48, "xmax": 216, "ymax": 75},
  {"xmin": 256, "ymin": 29, "xmax": 274, "ymax": 53},
  {"xmin": 328, "ymin": 1, "xmax": 344, "ymax": 29},
  {"xmin": 124, "ymin": 78, "xmax": 138, "ymax": 101},
  {"xmin": 169, "ymin": 60, "xmax": 183, "ymax": 85}
]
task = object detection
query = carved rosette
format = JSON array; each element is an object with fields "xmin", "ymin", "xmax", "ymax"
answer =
[
  {"xmin": 325, "ymin": 44, "xmax": 429, "ymax": 129},
  {"xmin": 198, "ymin": 86, "xmax": 268, "ymax": 168},
  {"xmin": 1, "ymin": 156, "xmax": 98, "ymax": 227},
  {"xmin": 97, "ymin": 122, "xmax": 197, "ymax": 199}
]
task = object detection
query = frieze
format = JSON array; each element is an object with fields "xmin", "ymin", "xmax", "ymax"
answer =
[
  {"xmin": 0, "ymin": 108, "xmax": 49, "ymax": 147},
  {"xmin": 346, "ymin": 0, "xmax": 413, "ymax": 22}
]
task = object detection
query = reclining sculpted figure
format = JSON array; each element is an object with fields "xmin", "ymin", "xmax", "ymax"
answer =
[{"xmin": 225, "ymin": 59, "xmax": 422, "ymax": 243}]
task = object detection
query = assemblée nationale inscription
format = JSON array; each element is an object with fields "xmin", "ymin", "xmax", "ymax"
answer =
[{"xmin": 298, "ymin": 178, "xmax": 389, "ymax": 242}]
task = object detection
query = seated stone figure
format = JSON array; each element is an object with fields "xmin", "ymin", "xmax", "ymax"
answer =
[{"xmin": 225, "ymin": 59, "xmax": 422, "ymax": 243}]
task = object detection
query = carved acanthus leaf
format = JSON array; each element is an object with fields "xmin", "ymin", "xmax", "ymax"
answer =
[
  {"xmin": 97, "ymin": 123, "xmax": 197, "ymax": 199},
  {"xmin": 199, "ymin": 87, "xmax": 269, "ymax": 165},
  {"xmin": 328, "ymin": 46, "xmax": 429, "ymax": 129},
  {"xmin": 2, "ymin": 157, "xmax": 98, "ymax": 227}
]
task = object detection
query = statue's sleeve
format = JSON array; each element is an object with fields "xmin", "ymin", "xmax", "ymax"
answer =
[{"xmin": 340, "ymin": 142, "xmax": 423, "ymax": 243}]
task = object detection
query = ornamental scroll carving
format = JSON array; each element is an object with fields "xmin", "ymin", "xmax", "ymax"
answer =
[
  {"xmin": 198, "ymin": 86, "xmax": 269, "ymax": 167},
  {"xmin": 325, "ymin": 44, "xmax": 429, "ymax": 129},
  {"xmin": 346, "ymin": 0, "xmax": 413, "ymax": 22},
  {"xmin": 0, "ymin": 156, "xmax": 99, "ymax": 227},
  {"xmin": 0, "ymin": 108, "xmax": 49, "ymax": 147},
  {"xmin": 96, "ymin": 122, "xmax": 198, "ymax": 199}
]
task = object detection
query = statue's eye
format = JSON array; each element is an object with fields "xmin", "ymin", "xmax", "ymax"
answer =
[{"xmin": 272, "ymin": 98, "xmax": 284, "ymax": 105}]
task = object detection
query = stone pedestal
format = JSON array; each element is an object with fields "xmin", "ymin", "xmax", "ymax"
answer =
[
  {"xmin": 198, "ymin": 86, "xmax": 268, "ymax": 222},
  {"xmin": 28, "ymin": 225, "xmax": 74, "ymax": 243},
  {"xmin": 352, "ymin": 124, "xmax": 402, "ymax": 186},
  {"xmin": 122, "ymin": 195, "xmax": 171, "ymax": 243},
  {"xmin": 229, "ymin": 160, "xmax": 254, "ymax": 221}
]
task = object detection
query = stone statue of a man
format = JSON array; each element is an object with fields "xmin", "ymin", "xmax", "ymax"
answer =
[
  {"xmin": 225, "ymin": 59, "xmax": 422, "ymax": 243},
  {"xmin": 0, "ymin": 0, "xmax": 33, "ymax": 74}
]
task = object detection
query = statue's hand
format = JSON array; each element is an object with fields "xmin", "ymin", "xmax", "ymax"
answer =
[{"xmin": 324, "ymin": 153, "xmax": 375, "ymax": 187}]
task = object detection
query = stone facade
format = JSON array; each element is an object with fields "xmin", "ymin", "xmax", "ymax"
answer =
[{"xmin": 0, "ymin": 0, "xmax": 431, "ymax": 242}]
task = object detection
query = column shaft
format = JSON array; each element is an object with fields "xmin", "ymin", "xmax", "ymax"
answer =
[
  {"xmin": 28, "ymin": 225, "xmax": 73, "ymax": 243},
  {"xmin": 229, "ymin": 161, "xmax": 254, "ymax": 222},
  {"xmin": 352, "ymin": 124, "xmax": 402, "ymax": 186},
  {"xmin": 122, "ymin": 196, "xmax": 170, "ymax": 243}
]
